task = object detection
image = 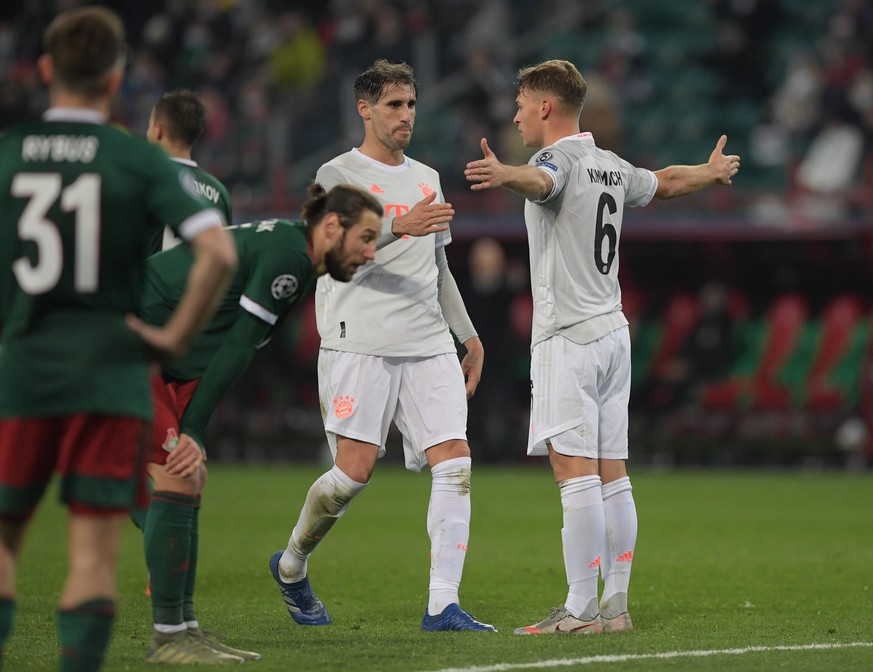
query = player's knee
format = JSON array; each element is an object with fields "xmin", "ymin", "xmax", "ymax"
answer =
[
  {"xmin": 148, "ymin": 463, "xmax": 203, "ymax": 496},
  {"xmin": 430, "ymin": 455, "xmax": 472, "ymax": 495},
  {"xmin": 549, "ymin": 452, "xmax": 598, "ymax": 484},
  {"xmin": 427, "ymin": 439, "xmax": 470, "ymax": 466},
  {"xmin": 337, "ymin": 462, "xmax": 372, "ymax": 484},
  {"xmin": 599, "ymin": 459, "xmax": 628, "ymax": 484}
]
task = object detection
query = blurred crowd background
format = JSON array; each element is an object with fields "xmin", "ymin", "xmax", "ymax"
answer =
[{"xmin": 2, "ymin": 0, "xmax": 872, "ymax": 467}]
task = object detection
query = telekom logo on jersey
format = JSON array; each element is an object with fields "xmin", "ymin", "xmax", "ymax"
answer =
[{"xmin": 383, "ymin": 204, "xmax": 409, "ymax": 218}]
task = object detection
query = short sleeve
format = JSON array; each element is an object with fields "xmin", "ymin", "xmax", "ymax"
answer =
[
  {"xmin": 611, "ymin": 153, "xmax": 657, "ymax": 208},
  {"xmin": 528, "ymin": 146, "xmax": 573, "ymax": 204},
  {"xmin": 315, "ymin": 163, "xmax": 345, "ymax": 191},
  {"xmin": 146, "ymin": 153, "xmax": 223, "ymax": 240},
  {"xmin": 239, "ymin": 228, "xmax": 312, "ymax": 325}
]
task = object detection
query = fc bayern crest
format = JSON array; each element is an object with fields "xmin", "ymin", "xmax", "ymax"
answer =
[{"xmin": 271, "ymin": 274, "xmax": 299, "ymax": 300}]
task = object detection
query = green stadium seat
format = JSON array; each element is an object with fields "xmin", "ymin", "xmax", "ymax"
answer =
[
  {"xmin": 699, "ymin": 293, "xmax": 808, "ymax": 409},
  {"xmin": 803, "ymin": 296, "xmax": 869, "ymax": 410}
]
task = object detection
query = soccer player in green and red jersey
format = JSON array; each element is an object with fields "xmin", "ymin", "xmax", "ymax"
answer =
[
  {"xmin": 0, "ymin": 7, "xmax": 236, "ymax": 671},
  {"xmin": 139, "ymin": 182, "xmax": 381, "ymax": 664},
  {"xmin": 146, "ymin": 89, "xmax": 232, "ymax": 252}
]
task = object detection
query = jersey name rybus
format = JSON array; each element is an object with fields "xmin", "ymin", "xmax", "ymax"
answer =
[
  {"xmin": 586, "ymin": 168, "xmax": 624, "ymax": 187},
  {"xmin": 21, "ymin": 135, "xmax": 99, "ymax": 163}
]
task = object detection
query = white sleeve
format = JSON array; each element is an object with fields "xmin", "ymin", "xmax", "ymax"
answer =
[
  {"xmin": 317, "ymin": 163, "xmax": 399, "ymax": 249},
  {"xmin": 528, "ymin": 146, "xmax": 571, "ymax": 204},
  {"xmin": 435, "ymin": 246, "xmax": 477, "ymax": 344},
  {"xmin": 314, "ymin": 163, "xmax": 344, "ymax": 190},
  {"xmin": 611, "ymin": 154, "xmax": 657, "ymax": 207}
]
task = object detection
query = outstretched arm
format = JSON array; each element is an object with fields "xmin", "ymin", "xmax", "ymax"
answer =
[
  {"xmin": 465, "ymin": 138, "xmax": 553, "ymax": 200},
  {"xmin": 653, "ymin": 135, "xmax": 741, "ymax": 200}
]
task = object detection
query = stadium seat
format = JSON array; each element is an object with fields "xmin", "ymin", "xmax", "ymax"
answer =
[
  {"xmin": 804, "ymin": 295, "xmax": 868, "ymax": 409},
  {"xmin": 699, "ymin": 293, "xmax": 808, "ymax": 409},
  {"xmin": 648, "ymin": 294, "xmax": 700, "ymax": 380},
  {"xmin": 631, "ymin": 318, "xmax": 661, "ymax": 390}
]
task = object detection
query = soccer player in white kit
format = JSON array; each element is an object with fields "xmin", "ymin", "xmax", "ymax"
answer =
[
  {"xmin": 270, "ymin": 59, "xmax": 495, "ymax": 632},
  {"xmin": 465, "ymin": 59, "xmax": 740, "ymax": 635}
]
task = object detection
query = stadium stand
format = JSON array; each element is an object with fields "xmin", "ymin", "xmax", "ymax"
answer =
[{"xmin": 1, "ymin": 0, "xmax": 869, "ymax": 465}]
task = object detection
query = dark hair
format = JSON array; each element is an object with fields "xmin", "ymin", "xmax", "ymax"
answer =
[
  {"xmin": 353, "ymin": 59, "xmax": 418, "ymax": 104},
  {"xmin": 43, "ymin": 6, "xmax": 126, "ymax": 97},
  {"xmin": 517, "ymin": 59, "xmax": 587, "ymax": 115},
  {"xmin": 153, "ymin": 90, "xmax": 206, "ymax": 148},
  {"xmin": 302, "ymin": 182, "xmax": 383, "ymax": 231}
]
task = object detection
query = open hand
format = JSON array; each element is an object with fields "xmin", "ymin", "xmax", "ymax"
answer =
[
  {"xmin": 392, "ymin": 191, "xmax": 453, "ymax": 237},
  {"xmin": 465, "ymin": 138, "xmax": 507, "ymax": 191}
]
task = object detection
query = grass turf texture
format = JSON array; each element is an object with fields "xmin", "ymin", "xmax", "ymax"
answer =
[{"xmin": 8, "ymin": 465, "xmax": 873, "ymax": 671}]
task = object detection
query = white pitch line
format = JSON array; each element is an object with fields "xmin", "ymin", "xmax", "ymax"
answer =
[{"xmin": 424, "ymin": 641, "xmax": 873, "ymax": 672}]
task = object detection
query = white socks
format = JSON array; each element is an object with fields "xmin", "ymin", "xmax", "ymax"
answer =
[
  {"xmin": 600, "ymin": 476, "xmax": 637, "ymax": 617},
  {"xmin": 279, "ymin": 465, "xmax": 367, "ymax": 583},
  {"xmin": 427, "ymin": 456, "xmax": 472, "ymax": 615},
  {"xmin": 560, "ymin": 475, "xmax": 604, "ymax": 620}
]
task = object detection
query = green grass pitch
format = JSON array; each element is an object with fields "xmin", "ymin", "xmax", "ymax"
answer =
[{"xmin": 8, "ymin": 464, "xmax": 873, "ymax": 671}]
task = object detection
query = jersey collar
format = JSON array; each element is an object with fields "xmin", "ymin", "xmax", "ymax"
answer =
[
  {"xmin": 555, "ymin": 131, "xmax": 594, "ymax": 146},
  {"xmin": 43, "ymin": 107, "xmax": 107, "ymax": 124},
  {"xmin": 351, "ymin": 147, "xmax": 410, "ymax": 172},
  {"xmin": 171, "ymin": 157, "xmax": 199, "ymax": 168}
]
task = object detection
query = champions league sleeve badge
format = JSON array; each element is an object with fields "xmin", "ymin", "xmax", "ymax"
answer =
[
  {"xmin": 535, "ymin": 151, "xmax": 558, "ymax": 171},
  {"xmin": 271, "ymin": 274, "xmax": 299, "ymax": 301}
]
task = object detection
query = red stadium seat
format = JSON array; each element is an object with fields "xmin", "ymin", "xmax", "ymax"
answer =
[
  {"xmin": 805, "ymin": 295, "xmax": 867, "ymax": 409},
  {"xmin": 749, "ymin": 293, "xmax": 810, "ymax": 408},
  {"xmin": 699, "ymin": 293, "xmax": 808, "ymax": 409},
  {"xmin": 649, "ymin": 293, "xmax": 700, "ymax": 380}
]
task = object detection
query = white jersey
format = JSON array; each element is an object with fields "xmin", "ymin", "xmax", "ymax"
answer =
[
  {"xmin": 524, "ymin": 132, "xmax": 657, "ymax": 348},
  {"xmin": 315, "ymin": 149, "xmax": 456, "ymax": 356}
]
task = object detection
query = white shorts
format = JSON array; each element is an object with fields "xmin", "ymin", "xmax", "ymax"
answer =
[
  {"xmin": 318, "ymin": 348, "xmax": 467, "ymax": 472},
  {"xmin": 528, "ymin": 328, "xmax": 631, "ymax": 459}
]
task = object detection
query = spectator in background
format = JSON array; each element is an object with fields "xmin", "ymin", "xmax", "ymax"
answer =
[
  {"xmin": 269, "ymin": 10, "xmax": 325, "ymax": 91},
  {"xmin": 578, "ymin": 73, "xmax": 625, "ymax": 155},
  {"xmin": 458, "ymin": 47, "xmax": 516, "ymax": 150},
  {"xmin": 462, "ymin": 238, "xmax": 520, "ymax": 460},
  {"xmin": 771, "ymin": 51, "xmax": 825, "ymax": 138},
  {"xmin": 702, "ymin": 19, "xmax": 769, "ymax": 103},
  {"xmin": 648, "ymin": 281, "xmax": 739, "ymax": 410},
  {"xmin": 599, "ymin": 8, "xmax": 651, "ymax": 107},
  {"xmin": 795, "ymin": 107, "xmax": 865, "ymax": 197},
  {"xmin": 705, "ymin": 0, "xmax": 779, "ymax": 102}
]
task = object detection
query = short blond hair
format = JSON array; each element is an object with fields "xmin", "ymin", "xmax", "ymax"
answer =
[{"xmin": 517, "ymin": 59, "xmax": 587, "ymax": 116}]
